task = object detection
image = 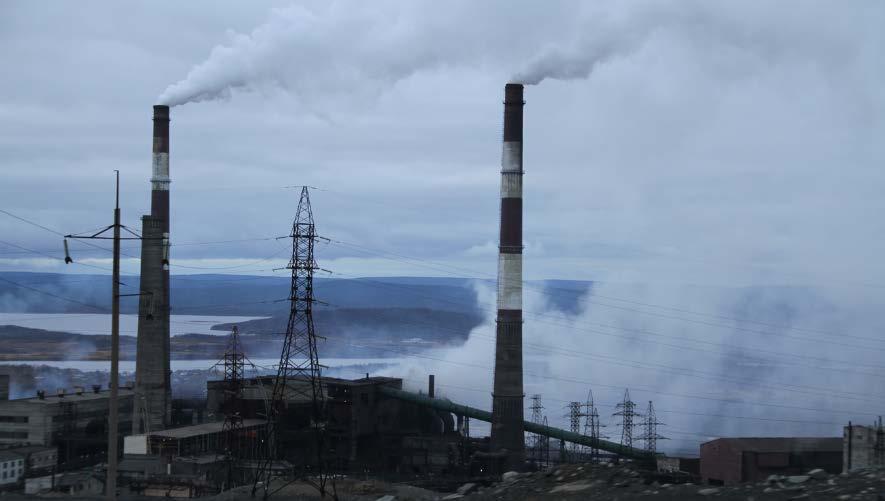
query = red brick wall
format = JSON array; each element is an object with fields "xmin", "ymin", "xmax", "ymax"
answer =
[{"xmin": 700, "ymin": 440, "xmax": 742, "ymax": 485}]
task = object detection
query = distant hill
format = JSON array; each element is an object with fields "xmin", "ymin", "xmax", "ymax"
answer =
[
  {"xmin": 0, "ymin": 272, "xmax": 485, "ymax": 315},
  {"xmin": 0, "ymin": 272, "xmax": 590, "ymax": 316},
  {"xmin": 0, "ymin": 272, "xmax": 590, "ymax": 360},
  {"xmin": 0, "ymin": 305, "xmax": 484, "ymax": 360}
]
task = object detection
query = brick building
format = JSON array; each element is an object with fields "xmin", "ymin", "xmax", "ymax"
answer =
[{"xmin": 700, "ymin": 437, "xmax": 842, "ymax": 485}]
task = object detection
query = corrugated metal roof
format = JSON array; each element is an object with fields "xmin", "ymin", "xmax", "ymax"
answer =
[{"xmin": 149, "ymin": 419, "xmax": 265, "ymax": 439}]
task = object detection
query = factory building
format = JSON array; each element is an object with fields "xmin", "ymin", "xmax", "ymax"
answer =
[
  {"xmin": 700, "ymin": 437, "xmax": 843, "ymax": 485},
  {"xmin": 0, "ymin": 386, "xmax": 133, "ymax": 466},
  {"xmin": 206, "ymin": 375, "xmax": 469, "ymax": 475}
]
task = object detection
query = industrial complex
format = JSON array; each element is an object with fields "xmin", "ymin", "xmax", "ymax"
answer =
[{"xmin": 0, "ymin": 85, "xmax": 879, "ymax": 499}]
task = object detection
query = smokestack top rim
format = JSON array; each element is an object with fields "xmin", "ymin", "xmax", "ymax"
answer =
[
  {"xmin": 504, "ymin": 83, "xmax": 525, "ymax": 104},
  {"xmin": 153, "ymin": 104, "xmax": 170, "ymax": 119}
]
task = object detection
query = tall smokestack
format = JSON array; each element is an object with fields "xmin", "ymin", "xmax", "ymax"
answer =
[
  {"xmin": 490, "ymin": 83, "xmax": 525, "ymax": 468},
  {"xmin": 133, "ymin": 105, "xmax": 172, "ymax": 433}
]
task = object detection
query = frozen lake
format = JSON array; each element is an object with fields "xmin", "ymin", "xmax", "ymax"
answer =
[{"xmin": 0, "ymin": 313, "xmax": 266, "ymax": 337}]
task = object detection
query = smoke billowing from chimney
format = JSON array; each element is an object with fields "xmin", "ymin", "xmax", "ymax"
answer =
[
  {"xmin": 156, "ymin": 4, "xmax": 463, "ymax": 107},
  {"xmin": 157, "ymin": 2, "xmax": 828, "ymax": 106}
]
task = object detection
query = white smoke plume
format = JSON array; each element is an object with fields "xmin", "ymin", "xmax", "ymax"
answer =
[
  {"xmin": 158, "ymin": 2, "xmax": 851, "ymax": 105},
  {"xmin": 157, "ymin": 3, "xmax": 483, "ymax": 107}
]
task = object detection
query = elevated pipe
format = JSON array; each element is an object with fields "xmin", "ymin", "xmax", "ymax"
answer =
[{"xmin": 379, "ymin": 385, "xmax": 657, "ymax": 463}]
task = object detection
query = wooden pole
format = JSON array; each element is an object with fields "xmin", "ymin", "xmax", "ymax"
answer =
[{"xmin": 107, "ymin": 171, "xmax": 121, "ymax": 500}]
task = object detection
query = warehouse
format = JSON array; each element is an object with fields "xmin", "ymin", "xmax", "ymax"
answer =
[{"xmin": 700, "ymin": 437, "xmax": 843, "ymax": 485}]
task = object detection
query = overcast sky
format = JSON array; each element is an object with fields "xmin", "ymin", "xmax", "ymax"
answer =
[{"xmin": 1, "ymin": 1, "xmax": 884, "ymax": 287}]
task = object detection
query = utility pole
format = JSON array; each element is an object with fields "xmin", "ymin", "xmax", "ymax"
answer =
[
  {"xmin": 875, "ymin": 416, "xmax": 884, "ymax": 467},
  {"xmin": 108, "ymin": 172, "xmax": 120, "ymax": 501},
  {"xmin": 65, "ymin": 172, "xmax": 155, "ymax": 500}
]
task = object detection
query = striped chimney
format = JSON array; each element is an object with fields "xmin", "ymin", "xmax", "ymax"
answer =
[
  {"xmin": 151, "ymin": 105, "xmax": 171, "ymax": 223},
  {"xmin": 133, "ymin": 105, "xmax": 172, "ymax": 433},
  {"xmin": 490, "ymin": 83, "xmax": 525, "ymax": 468}
]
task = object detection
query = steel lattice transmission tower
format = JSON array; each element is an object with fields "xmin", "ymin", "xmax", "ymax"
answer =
[
  {"xmin": 637, "ymin": 400, "xmax": 667, "ymax": 455},
  {"xmin": 613, "ymin": 389, "xmax": 639, "ymax": 451},
  {"xmin": 221, "ymin": 327, "xmax": 246, "ymax": 448},
  {"xmin": 582, "ymin": 389, "xmax": 605, "ymax": 463},
  {"xmin": 567, "ymin": 401, "xmax": 585, "ymax": 460},
  {"xmin": 528, "ymin": 395, "xmax": 545, "ymax": 466},
  {"xmin": 253, "ymin": 187, "xmax": 327, "ymax": 498},
  {"xmin": 219, "ymin": 326, "xmax": 247, "ymax": 488}
]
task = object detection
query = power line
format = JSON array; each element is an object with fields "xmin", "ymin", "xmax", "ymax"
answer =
[
  {"xmin": 318, "ymin": 336, "xmax": 883, "ymax": 418},
  {"xmin": 327, "ymin": 366, "xmax": 852, "ymax": 429},
  {"xmin": 0, "ymin": 276, "xmax": 107, "ymax": 312},
  {"xmin": 4, "ymin": 203, "xmax": 882, "ymax": 348},
  {"xmin": 0, "ymin": 238, "xmax": 116, "ymax": 274},
  {"xmin": 323, "ymin": 270, "xmax": 885, "ymax": 381},
  {"xmin": 325, "ymin": 238, "xmax": 885, "ymax": 349}
]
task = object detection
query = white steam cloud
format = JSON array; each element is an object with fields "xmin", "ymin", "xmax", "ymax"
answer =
[
  {"xmin": 158, "ymin": 2, "xmax": 836, "ymax": 105},
  {"xmin": 157, "ymin": 3, "xmax": 471, "ymax": 107},
  {"xmin": 380, "ymin": 280, "xmax": 885, "ymax": 456}
]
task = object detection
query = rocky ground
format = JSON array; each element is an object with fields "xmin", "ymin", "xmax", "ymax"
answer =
[
  {"xmin": 200, "ymin": 463, "xmax": 885, "ymax": 500},
  {"xmin": 4, "ymin": 464, "xmax": 884, "ymax": 500},
  {"xmin": 443, "ymin": 463, "xmax": 885, "ymax": 501}
]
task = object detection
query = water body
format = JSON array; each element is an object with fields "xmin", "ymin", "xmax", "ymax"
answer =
[
  {"xmin": 0, "ymin": 358, "xmax": 397, "ymax": 372},
  {"xmin": 0, "ymin": 313, "xmax": 266, "ymax": 337}
]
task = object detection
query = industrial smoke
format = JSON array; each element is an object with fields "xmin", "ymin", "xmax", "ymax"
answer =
[{"xmin": 157, "ymin": 2, "xmax": 834, "ymax": 106}]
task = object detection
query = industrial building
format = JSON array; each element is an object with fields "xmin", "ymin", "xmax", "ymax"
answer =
[
  {"xmin": 206, "ymin": 375, "xmax": 469, "ymax": 476},
  {"xmin": 843, "ymin": 422, "xmax": 884, "ymax": 472},
  {"xmin": 24, "ymin": 470, "xmax": 105, "ymax": 496},
  {"xmin": 124, "ymin": 419, "xmax": 266, "ymax": 459},
  {"xmin": 700, "ymin": 437, "xmax": 843, "ymax": 485},
  {"xmin": 6, "ymin": 445, "xmax": 57, "ymax": 477},
  {"xmin": 0, "ymin": 450, "xmax": 24, "ymax": 487},
  {"xmin": 0, "ymin": 385, "xmax": 133, "ymax": 467}
]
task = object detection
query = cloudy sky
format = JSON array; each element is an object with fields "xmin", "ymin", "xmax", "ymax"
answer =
[
  {"xmin": 3, "ymin": 1, "xmax": 885, "ymax": 454},
  {"xmin": 1, "ymin": 0, "xmax": 884, "ymax": 287}
]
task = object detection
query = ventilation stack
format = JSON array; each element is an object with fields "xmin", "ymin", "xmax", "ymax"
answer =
[
  {"xmin": 133, "ymin": 105, "xmax": 172, "ymax": 433},
  {"xmin": 490, "ymin": 83, "xmax": 525, "ymax": 468}
]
